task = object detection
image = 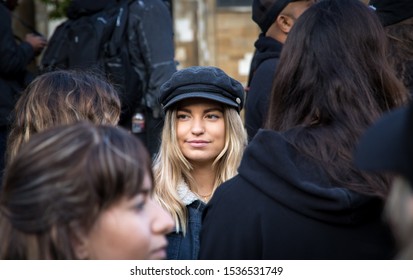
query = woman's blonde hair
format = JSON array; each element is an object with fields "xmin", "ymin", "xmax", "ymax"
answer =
[
  {"xmin": 6, "ymin": 70, "xmax": 121, "ymax": 162},
  {"xmin": 385, "ymin": 176, "xmax": 413, "ymax": 259},
  {"xmin": 153, "ymin": 107, "xmax": 247, "ymax": 234}
]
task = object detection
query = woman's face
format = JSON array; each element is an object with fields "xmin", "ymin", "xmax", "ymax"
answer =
[
  {"xmin": 176, "ymin": 98, "xmax": 226, "ymax": 166},
  {"xmin": 80, "ymin": 175, "xmax": 174, "ymax": 260}
]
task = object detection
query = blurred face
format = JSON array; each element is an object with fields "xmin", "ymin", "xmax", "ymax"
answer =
[
  {"xmin": 82, "ymin": 175, "xmax": 174, "ymax": 260},
  {"xmin": 176, "ymin": 98, "xmax": 226, "ymax": 166},
  {"xmin": 387, "ymin": 176, "xmax": 413, "ymax": 248}
]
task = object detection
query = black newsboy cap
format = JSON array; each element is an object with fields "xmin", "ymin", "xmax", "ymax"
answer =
[{"xmin": 159, "ymin": 66, "xmax": 245, "ymax": 112}]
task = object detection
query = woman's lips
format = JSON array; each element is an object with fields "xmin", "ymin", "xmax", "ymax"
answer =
[{"xmin": 187, "ymin": 140, "xmax": 209, "ymax": 148}]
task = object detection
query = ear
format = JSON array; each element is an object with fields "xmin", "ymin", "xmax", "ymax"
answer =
[
  {"xmin": 71, "ymin": 229, "xmax": 90, "ymax": 260},
  {"xmin": 277, "ymin": 14, "xmax": 295, "ymax": 34}
]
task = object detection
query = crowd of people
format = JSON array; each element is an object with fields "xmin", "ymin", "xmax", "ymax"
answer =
[{"xmin": 0, "ymin": 0, "xmax": 412, "ymax": 260}]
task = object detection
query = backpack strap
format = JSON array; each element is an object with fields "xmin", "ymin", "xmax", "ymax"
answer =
[{"xmin": 105, "ymin": 0, "xmax": 131, "ymax": 56}]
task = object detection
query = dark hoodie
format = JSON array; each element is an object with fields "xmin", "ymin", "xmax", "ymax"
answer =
[
  {"xmin": 245, "ymin": 34, "xmax": 283, "ymax": 142},
  {"xmin": 199, "ymin": 130, "xmax": 396, "ymax": 260}
]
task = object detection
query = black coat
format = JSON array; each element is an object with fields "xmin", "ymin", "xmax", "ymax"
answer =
[
  {"xmin": 48, "ymin": 0, "xmax": 177, "ymax": 156},
  {"xmin": 245, "ymin": 35, "xmax": 283, "ymax": 141},
  {"xmin": 199, "ymin": 130, "xmax": 396, "ymax": 260},
  {"xmin": 0, "ymin": 2, "xmax": 34, "ymax": 126}
]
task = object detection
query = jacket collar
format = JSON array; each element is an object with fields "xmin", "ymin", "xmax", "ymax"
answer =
[{"xmin": 177, "ymin": 180, "xmax": 200, "ymax": 206}]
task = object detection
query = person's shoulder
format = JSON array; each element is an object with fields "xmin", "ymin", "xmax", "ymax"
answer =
[
  {"xmin": 211, "ymin": 175, "xmax": 253, "ymax": 207},
  {"xmin": 209, "ymin": 176, "xmax": 238, "ymax": 202}
]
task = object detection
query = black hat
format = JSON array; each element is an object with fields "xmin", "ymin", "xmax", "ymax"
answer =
[
  {"xmin": 369, "ymin": 0, "xmax": 413, "ymax": 26},
  {"xmin": 355, "ymin": 104, "xmax": 413, "ymax": 185},
  {"xmin": 159, "ymin": 66, "xmax": 245, "ymax": 112},
  {"xmin": 252, "ymin": 0, "xmax": 297, "ymax": 33}
]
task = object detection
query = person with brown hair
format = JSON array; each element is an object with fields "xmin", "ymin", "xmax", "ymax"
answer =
[
  {"xmin": 0, "ymin": 122, "xmax": 174, "ymax": 259},
  {"xmin": 6, "ymin": 70, "xmax": 121, "ymax": 163},
  {"xmin": 200, "ymin": 0, "xmax": 408, "ymax": 260}
]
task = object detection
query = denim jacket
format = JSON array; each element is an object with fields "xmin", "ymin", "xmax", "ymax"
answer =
[{"xmin": 166, "ymin": 181, "xmax": 206, "ymax": 260}]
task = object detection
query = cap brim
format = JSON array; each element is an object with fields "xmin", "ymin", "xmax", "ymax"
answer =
[
  {"xmin": 162, "ymin": 92, "xmax": 239, "ymax": 111},
  {"xmin": 354, "ymin": 106, "xmax": 410, "ymax": 178}
]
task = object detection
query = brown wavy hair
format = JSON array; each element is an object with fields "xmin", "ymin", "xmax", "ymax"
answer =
[{"xmin": 6, "ymin": 70, "xmax": 121, "ymax": 163}]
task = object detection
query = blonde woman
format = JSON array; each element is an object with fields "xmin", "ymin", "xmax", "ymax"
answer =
[{"xmin": 153, "ymin": 66, "xmax": 247, "ymax": 259}]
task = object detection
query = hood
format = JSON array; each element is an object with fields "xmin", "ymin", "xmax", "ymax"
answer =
[
  {"xmin": 251, "ymin": 34, "xmax": 283, "ymax": 70},
  {"xmin": 238, "ymin": 129, "xmax": 384, "ymax": 225},
  {"xmin": 248, "ymin": 34, "xmax": 283, "ymax": 86}
]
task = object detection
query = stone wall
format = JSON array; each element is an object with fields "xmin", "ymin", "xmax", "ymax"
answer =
[
  {"xmin": 215, "ymin": 10, "xmax": 259, "ymax": 85},
  {"xmin": 174, "ymin": 0, "xmax": 259, "ymax": 86}
]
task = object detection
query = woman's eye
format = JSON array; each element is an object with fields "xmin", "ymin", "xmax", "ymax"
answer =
[
  {"xmin": 206, "ymin": 114, "xmax": 220, "ymax": 119},
  {"xmin": 134, "ymin": 195, "xmax": 149, "ymax": 211},
  {"xmin": 134, "ymin": 198, "xmax": 147, "ymax": 211},
  {"xmin": 177, "ymin": 114, "xmax": 189, "ymax": 120}
]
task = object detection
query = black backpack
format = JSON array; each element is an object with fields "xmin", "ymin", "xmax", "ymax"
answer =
[{"xmin": 41, "ymin": 0, "xmax": 142, "ymax": 125}]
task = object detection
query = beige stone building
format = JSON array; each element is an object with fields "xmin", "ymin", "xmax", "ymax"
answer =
[{"xmin": 174, "ymin": 0, "xmax": 259, "ymax": 85}]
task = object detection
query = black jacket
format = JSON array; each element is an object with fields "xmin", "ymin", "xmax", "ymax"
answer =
[
  {"xmin": 245, "ymin": 35, "xmax": 283, "ymax": 141},
  {"xmin": 199, "ymin": 130, "xmax": 396, "ymax": 260},
  {"xmin": 0, "ymin": 2, "xmax": 35, "ymax": 126},
  {"xmin": 53, "ymin": 0, "xmax": 176, "ymax": 156},
  {"xmin": 62, "ymin": 0, "xmax": 176, "ymax": 119}
]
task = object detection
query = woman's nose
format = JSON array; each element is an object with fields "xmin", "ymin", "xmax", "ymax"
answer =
[
  {"xmin": 191, "ymin": 119, "xmax": 205, "ymax": 135},
  {"xmin": 150, "ymin": 198, "xmax": 174, "ymax": 234}
]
